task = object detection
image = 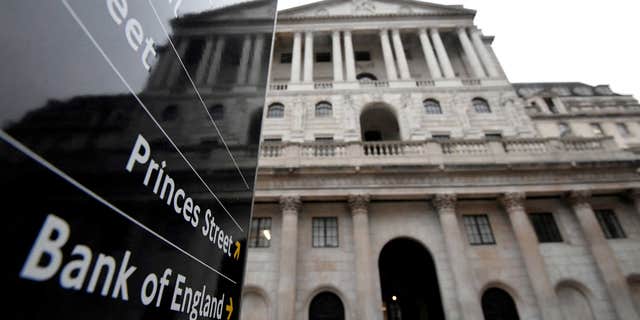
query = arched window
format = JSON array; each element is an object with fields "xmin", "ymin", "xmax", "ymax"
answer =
[
  {"xmin": 472, "ymin": 98, "xmax": 491, "ymax": 113},
  {"xmin": 309, "ymin": 292, "xmax": 345, "ymax": 320},
  {"xmin": 423, "ymin": 99, "xmax": 442, "ymax": 114},
  {"xmin": 357, "ymin": 72, "xmax": 378, "ymax": 81},
  {"xmin": 558, "ymin": 122, "xmax": 572, "ymax": 137},
  {"xmin": 162, "ymin": 105, "xmax": 179, "ymax": 121},
  {"xmin": 266, "ymin": 103, "xmax": 284, "ymax": 118},
  {"xmin": 315, "ymin": 101, "xmax": 333, "ymax": 117},
  {"xmin": 482, "ymin": 288, "xmax": 520, "ymax": 320},
  {"xmin": 208, "ymin": 104, "xmax": 224, "ymax": 121}
]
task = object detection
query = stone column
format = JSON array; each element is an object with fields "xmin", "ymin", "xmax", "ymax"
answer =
[
  {"xmin": 167, "ymin": 37, "xmax": 190, "ymax": 87},
  {"xmin": 303, "ymin": 31, "xmax": 314, "ymax": 83},
  {"xmin": 195, "ymin": 37, "xmax": 215, "ymax": 85},
  {"xmin": 391, "ymin": 29, "xmax": 411, "ymax": 80},
  {"xmin": 500, "ymin": 192, "xmax": 565, "ymax": 320},
  {"xmin": 248, "ymin": 33, "xmax": 266, "ymax": 85},
  {"xmin": 332, "ymin": 31, "xmax": 344, "ymax": 82},
  {"xmin": 206, "ymin": 36, "xmax": 226, "ymax": 85},
  {"xmin": 569, "ymin": 190, "xmax": 639, "ymax": 319},
  {"xmin": 290, "ymin": 32, "xmax": 302, "ymax": 83},
  {"xmin": 429, "ymin": 29, "xmax": 455, "ymax": 78},
  {"xmin": 433, "ymin": 194, "xmax": 484, "ymax": 320},
  {"xmin": 418, "ymin": 28, "xmax": 442, "ymax": 79},
  {"xmin": 379, "ymin": 29, "xmax": 398, "ymax": 81},
  {"xmin": 469, "ymin": 28, "xmax": 499, "ymax": 78},
  {"xmin": 348, "ymin": 194, "xmax": 379, "ymax": 320},
  {"xmin": 148, "ymin": 45, "xmax": 173, "ymax": 88},
  {"xmin": 236, "ymin": 34, "xmax": 253, "ymax": 85},
  {"xmin": 343, "ymin": 30, "xmax": 357, "ymax": 82},
  {"xmin": 456, "ymin": 27, "xmax": 486, "ymax": 78},
  {"xmin": 277, "ymin": 196, "xmax": 302, "ymax": 320}
]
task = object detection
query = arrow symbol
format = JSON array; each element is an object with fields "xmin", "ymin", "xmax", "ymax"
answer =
[
  {"xmin": 233, "ymin": 241, "xmax": 241, "ymax": 260},
  {"xmin": 226, "ymin": 297, "xmax": 234, "ymax": 320}
]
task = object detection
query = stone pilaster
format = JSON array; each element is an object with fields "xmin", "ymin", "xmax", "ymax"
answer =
[
  {"xmin": 277, "ymin": 196, "xmax": 302, "ymax": 320},
  {"xmin": 348, "ymin": 194, "xmax": 379, "ymax": 320},
  {"xmin": 569, "ymin": 190, "xmax": 639, "ymax": 319},
  {"xmin": 418, "ymin": 28, "xmax": 442, "ymax": 79},
  {"xmin": 429, "ymin": 29, "xmax": 455, "ymax": 79},
  {"xmin": 379, "ymin": 29, "xmax": 398, "ymax": 81},
  {"xmin": 501, "ymin": 192, "xmax": 564, "ymax": 320},
  {"xmin": 332, "ymin": 31, "xmax": 344, "ymax": 82},
  {"xmin": 433, "ymin": 194, "xmax": 483, "ymax": 320}
]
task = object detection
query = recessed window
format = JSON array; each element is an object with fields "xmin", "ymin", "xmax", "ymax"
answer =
[
  {"xmin": 315, "ymin": 52, "xmax": 331, "ymax": 62},
  {"xmin": 558, "ymin": 122, "xmax": 572, "ymax": 137},
  {"xmin": 616, "ymin": 123, "xmax": 632, "ymax": 137},
  {"xmin": 404, "ymin": 49, "xmax": 412, "ymax": 60},
  {"xmin": 432, "ymin": 134, "xmax": 450, "ymax": 141},
  {"xmin": 267, "ymin": 103, "xmax": 285, "ymax": 118},
  {"xmin": 280, "ymin": 53, "xmax": 292, "ymax": 64},
  {"xmin": 248, "ymin": 217, "xmax": 272, "ymax": 248},
  {"xmin": 544, "ymin": 97, "xmax": 558, "ymax": 114},
  {"xmin": 473, "ymin": 98, "xmax": 491, "ymax": 113},
  {"xmin": 315, "ymin": 101, "xmax": 333, "ymax": 117},
  {"xmin": 595, "ymin": 209, "xmax": 626, "ymax": 239},
  {"xmin": 162, "ymin": 105, "xmax": 179, "ymax": 122},
  {"xmin": 590, "ymin": 123, "xmax": 604, "ymax": 136},
  {"xmin": 463, "ymin": 215, "xmax": 496, "ymax": 245},
  {"xmin": 208, "ymin": 104, "xmax": 224, "ymax": 121},
  {"xmin": 312, "ymin": 217, "xmax": 338, "ymax": 247},
  {"xmin": 529, "ymin": 213, "xmax": 563, "ymax": 243},
  {"xmin": 355, "ymin": 51, "xmax": 371, "ymax": 61},
  {"xmin": 485, "ymin": 133, "xmax": 502, "ymax": 140},
  {"xmin": 423, "ymin": 99, "xmax": 442, "ymax": 114},
  {"xmin": 357, "ymin": 72, "xmax": 377, "ymax": 81}
]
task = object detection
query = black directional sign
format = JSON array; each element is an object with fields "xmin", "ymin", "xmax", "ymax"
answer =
[{"xmin": 1, "ymin": 1, "xmax": 276, "ymax": 319}]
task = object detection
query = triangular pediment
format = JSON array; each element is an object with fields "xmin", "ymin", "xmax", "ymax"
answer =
[{"xmin": 279, "ymin": 0, "xmax": 475, "ymax": 19}]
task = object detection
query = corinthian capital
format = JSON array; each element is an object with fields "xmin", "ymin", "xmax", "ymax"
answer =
[
  {"xmin": 279, "ymin": 195, "xmax": 302, "ymax": 213},
  {"xmin": 569, "ymin": 190, "xmax": 592, "ymax": 206},
  {"xmin": 433, "ymin": 193, "xmax": 457, "ymax": 213},
  {"xmin": 348, "ymin": 194, "xmax": 370, "ymax": 213},
  {"xmin": 500, "ymin": 192, "xmax": 526, "ymax": 212}
]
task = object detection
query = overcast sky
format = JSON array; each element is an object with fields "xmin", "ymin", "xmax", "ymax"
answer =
[{"xmin": 277, "ymin": 0, "xmax": 640, "ymax": 99}]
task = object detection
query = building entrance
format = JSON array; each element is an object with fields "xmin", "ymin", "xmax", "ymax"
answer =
[{"xmin": 378, "ymin": 238, "xmax": 445, "ymax": 320}]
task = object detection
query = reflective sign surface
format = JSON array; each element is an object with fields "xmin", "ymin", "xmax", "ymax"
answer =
[{"xmin": 1, "ymin": 1, "xmax": 276, "ymax": 319}]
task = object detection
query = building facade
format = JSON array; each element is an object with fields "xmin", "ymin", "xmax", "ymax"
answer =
[{"xmin": 242, "ymin": 1, "xmax": 640, "ymax": 320}]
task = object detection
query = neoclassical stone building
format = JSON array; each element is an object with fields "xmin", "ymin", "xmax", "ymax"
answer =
[{"xmin": 243, "ymin": 1, "xmax": 640, "ymax": 320}]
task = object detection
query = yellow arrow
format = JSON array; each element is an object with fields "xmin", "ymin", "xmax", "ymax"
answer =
[
  {"xmin": 233, "ymin": 241, "xmax": 241, "ymax": 260},
  {"xmin": 226, "ymin": 297, "xmax": 234, "ymax": 320}
]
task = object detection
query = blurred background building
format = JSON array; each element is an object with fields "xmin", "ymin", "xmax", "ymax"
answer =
[{"xmin": 243, "ymin": 0, "xmax": 640, "ymax": 320}]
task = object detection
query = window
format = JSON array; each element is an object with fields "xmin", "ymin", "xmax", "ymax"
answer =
[
  {"xmin": 248, "ymin": 217, "xmax": 272, "ymax": 248},
  {"xmin": 357, "ymin": 73, "xmax": 377, "ymax": 81},
  {"xmin": 162, "ymin": 105, "xmax": 179, "ymax": 121},
  {"xmin": 315, "ymin": 52, "xmax": 331, "ymax": 62},
  {"xmin": 595, "ymin": 209, "xmax": 626, "ymax": 239},
  {"xmin": 616, "ymin": 123, "xmax": 632, "ymax": 137},
  {"xmin": 472, "ymin": 98, "xmax": 491, "ymax": 113},
  {"xmin": 485, "ymin": 133, "xmax": 502, "ymax": 140},
  {"xmin": 528, "ymin": 213, "xmax": 563, "ymax": 243},
  {"xmin": 354, "ymin": 51, "xmax": 371, "ymax": 61},
  {"xmin": 312, "ymin": 217, "xmax": 338, "ymax": 247},
  {"xmin": 208, "ymin": 104, "xmax": 224, "ymax": 121},
  {"xmin": 544, "ymin": 97, "xmax": 558, "ymax": 113},
  {"xmin": 432, "ymin": 134, "xmax": 450, "ymax": 141},
  {"xmin": 315, "ymin": 101, "xmax": 333, "ymax": 117},
  {"xmin": 280, "ymin": 53, "xmax": 292, "ymax": 64},
  {"xmin": 423, "ymin": 99, "xmax": 443, "ymax": 114},
  {"xmin": 404, "ymin": 49, "xmax": 412, "ymax": 60},
  {"xmin": 267, "ymin": 103, "xmax": 285, "ymax": 118},
  {"xmin": 558, "ymin": 122, "xmax": 572, "ymax": 137},
  {"xmin": 590, "ymin": 123, "xmax": 604, "ymax": 136},
  {"xmin": 463, "ymin": 215, "xmax": 496, "ymax": 245}
]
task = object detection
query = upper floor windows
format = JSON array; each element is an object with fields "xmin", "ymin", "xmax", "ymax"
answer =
[
  {"xmin": 208, "ymin": 104, "xmax": 224, "ymax": 121},
  {"xmin": 280, "ymin": 53, "xmax": 292, "ymax": 64},
  {"xmin": 529, "ymin": 213, "xmax": 563, "ymax": 243},
  {"xmin": 558, "ymin": 122, "xmax": 572, "ymax": 137},
  {"xmin": 315, "ymin": 101, "xmax": 333, "ymax": 117},
  {"xmin": 616, "ymin": 123, "xmax": 632, "ymax": 137},
  {"xmin": 315, "ymin": 52, "xmax": 331, "ymax": 63},
  {"xmin": 590, "ymin": 123, "xmax": 604, "ymax": 137},
  {"xmin": 543, "ymin": 97, "xmax": 559, "ymax": 114},
  {"xmin": 162, "ymin": 105, "xmax": 179, "ymax": 122},
  {"xmin": 267, "ymin": 103, "xmax": 285, "ymax": 118},
  {"xmin": 472, "ymin": 98, "xmax": 491, "ymax": 113},
  {"xmin": 463, "ymin": 215, "xmax": 496, "ymax": 245},
  {"xmin": 423, "ymin": 99, "xmax": 442, "ymax": 114},
  {"xmin": 248, "ymin": 217, "xmax": 272, "ymax": 248},
  {"xmin": 312, "ymin": 217, "xmax": 339, "ymax": 247},
  {"xmin": 354, "ymin": 51, "xmax": 371, "ymax": 61},
  {"xmin": 357, "ymin": 72, "xmax": 377, "ymax": 81},
  {"xmin": 595, "ymin": 209, "xmax": 626, "ymax": 239}
]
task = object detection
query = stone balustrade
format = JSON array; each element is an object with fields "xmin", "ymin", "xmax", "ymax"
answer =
[
  {"xmin": 259, "ymin": 137, "xmax": 636, "ymax": 168},
  {"xmin": 266, "ymin": 78, "xmax": 508, "ymax": 92},
  {"xmin": 526, "ymin": 103, "xmax": 640, "ymax": 116}
]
